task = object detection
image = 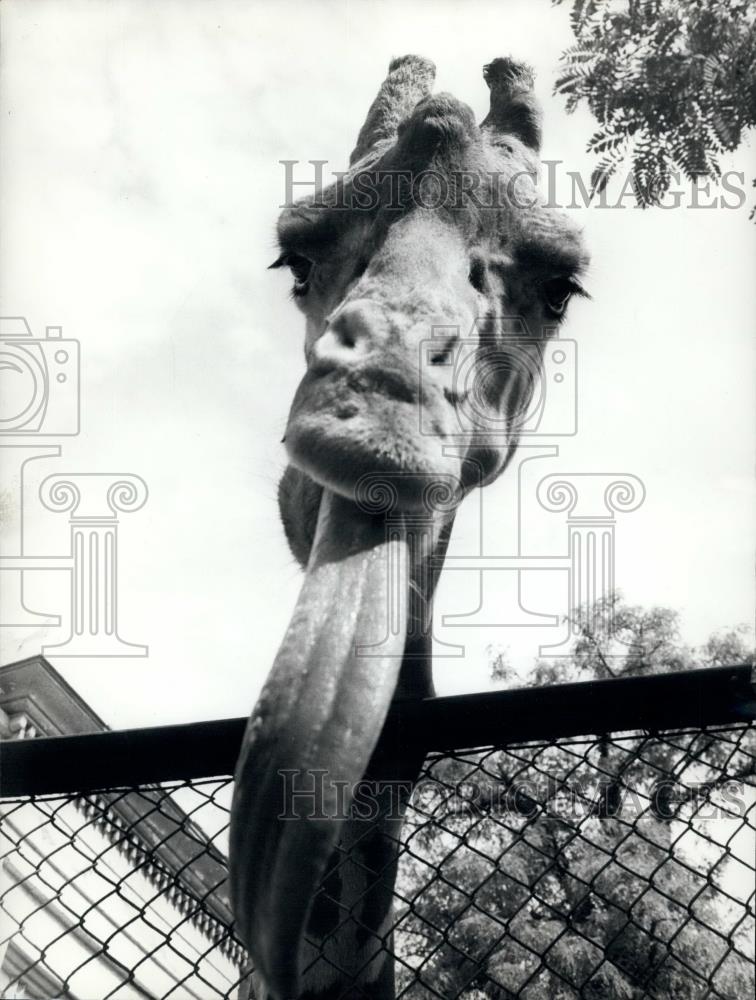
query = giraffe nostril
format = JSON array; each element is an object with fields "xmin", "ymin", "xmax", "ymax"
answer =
[
  {"xmin": 430, "ymin": 349, "xmax": 451, "ymax": 365},
  {"xmin": 429, "ymin": 334, "xmax": 458, "ymax": 366},
  {"xmin": 337, "ymin": 324, "xmax": 356, "ymax": 349},
  {"xmin": 324, "ymin": 304, "xmax": 387, "ymax": 356},
  {"xmin": 329, "ymin": 312, "xmax": 363, "ymax": 350},
  {"xmin": 312, "ymin": 305, "xmax": 385, "ymax": 369}
]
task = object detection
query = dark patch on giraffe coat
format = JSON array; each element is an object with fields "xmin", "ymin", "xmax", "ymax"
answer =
[
  {"xmin": 353, "ymin": 826, "xmax": 397, "ymax": 949},
  {"xmin": 306, "ymin": 850, "xmax": 344, "ymax": 938}
]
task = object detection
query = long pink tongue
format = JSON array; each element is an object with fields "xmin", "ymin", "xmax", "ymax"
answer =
[{"xmin": 229, "ymin": 489, "xmax": 409, "ymax": 998}]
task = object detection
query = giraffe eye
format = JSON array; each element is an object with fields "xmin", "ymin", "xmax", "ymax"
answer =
[
  {"xmin": 543, "ymin": 277, "xmax": 576, "ymax": 316},
  {"xmin": 286, "ymin": 253, "xmax": 313, "ymax": 295},
  {"xmin": 269, "ymin": 252, "xmax": 313, "ymax": 296}
]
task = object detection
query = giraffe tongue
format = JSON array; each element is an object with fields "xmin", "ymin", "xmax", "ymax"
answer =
[{"xmin": 230, "ymin": 488, "xmax": 409, "ymax": 998}]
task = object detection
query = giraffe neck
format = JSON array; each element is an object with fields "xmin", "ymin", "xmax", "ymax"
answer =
[
  {"xmin": 293, "ymin": 511, "xmax": 456, "ymax": 999},
  {"xmin": 234, "ymin": 496, "xmax": 456, "ymax": 999},
  {"xmin": 395, "ymin": 511, "xmax": 455, "ymax": 700}
]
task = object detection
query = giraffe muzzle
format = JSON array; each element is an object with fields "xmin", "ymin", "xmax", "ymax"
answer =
[{"xmin": 283, "ymin": 358, "xmax": 465, "ymax": 513}]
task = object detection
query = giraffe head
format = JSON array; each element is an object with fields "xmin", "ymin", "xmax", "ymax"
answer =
[{"xmin": 276, "ymin": 56, "xmax": 588, "ymax": 564}]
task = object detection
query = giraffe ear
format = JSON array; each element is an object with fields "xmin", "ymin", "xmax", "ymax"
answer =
[
  {"xmin": 479, "ymin": 57, "xmax": 543, "ymax": 153},
  {"xmin": 350, "ymin": 54, "xmax": 436, "ymax": 165}
]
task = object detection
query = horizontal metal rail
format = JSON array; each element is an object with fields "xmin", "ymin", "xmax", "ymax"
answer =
[{"xmin": 1, "ymin": 664, "xmax": 753, "ymax": 797}]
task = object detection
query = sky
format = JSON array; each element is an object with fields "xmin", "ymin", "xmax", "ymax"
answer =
[{"xmin": 1, "ymin": 0, "xmax": 754, "ymax": 730}]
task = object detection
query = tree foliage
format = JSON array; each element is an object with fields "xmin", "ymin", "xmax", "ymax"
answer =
[
  {"xmin": 395, "ymin": 596, "xmax": 755, "ymax": 997},
  {"xmin": 553, "ymin": 0, "xmax": 756, "ymax": 207}
]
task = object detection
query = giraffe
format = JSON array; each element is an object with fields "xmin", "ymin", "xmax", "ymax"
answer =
[{"xmin": 229, "ymin": 55, "xmax": 589, "ymax": 999}]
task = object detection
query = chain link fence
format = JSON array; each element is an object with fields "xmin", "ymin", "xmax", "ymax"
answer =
[
  {"xmin": 393, "ymin": 723, "xmax": 755, "ymax": 998},
  {"xmin": 1, "ymin": 715, "xmax": 753, "ymax": 999},
  {"xmin": 0, "ymin": 778, "xmax": 243, "ymax": 999}
]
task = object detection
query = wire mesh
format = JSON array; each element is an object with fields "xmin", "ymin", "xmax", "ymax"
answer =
[{"xmin": 1, "ymin": 722, "xmax": 753, "ymax": 999}]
